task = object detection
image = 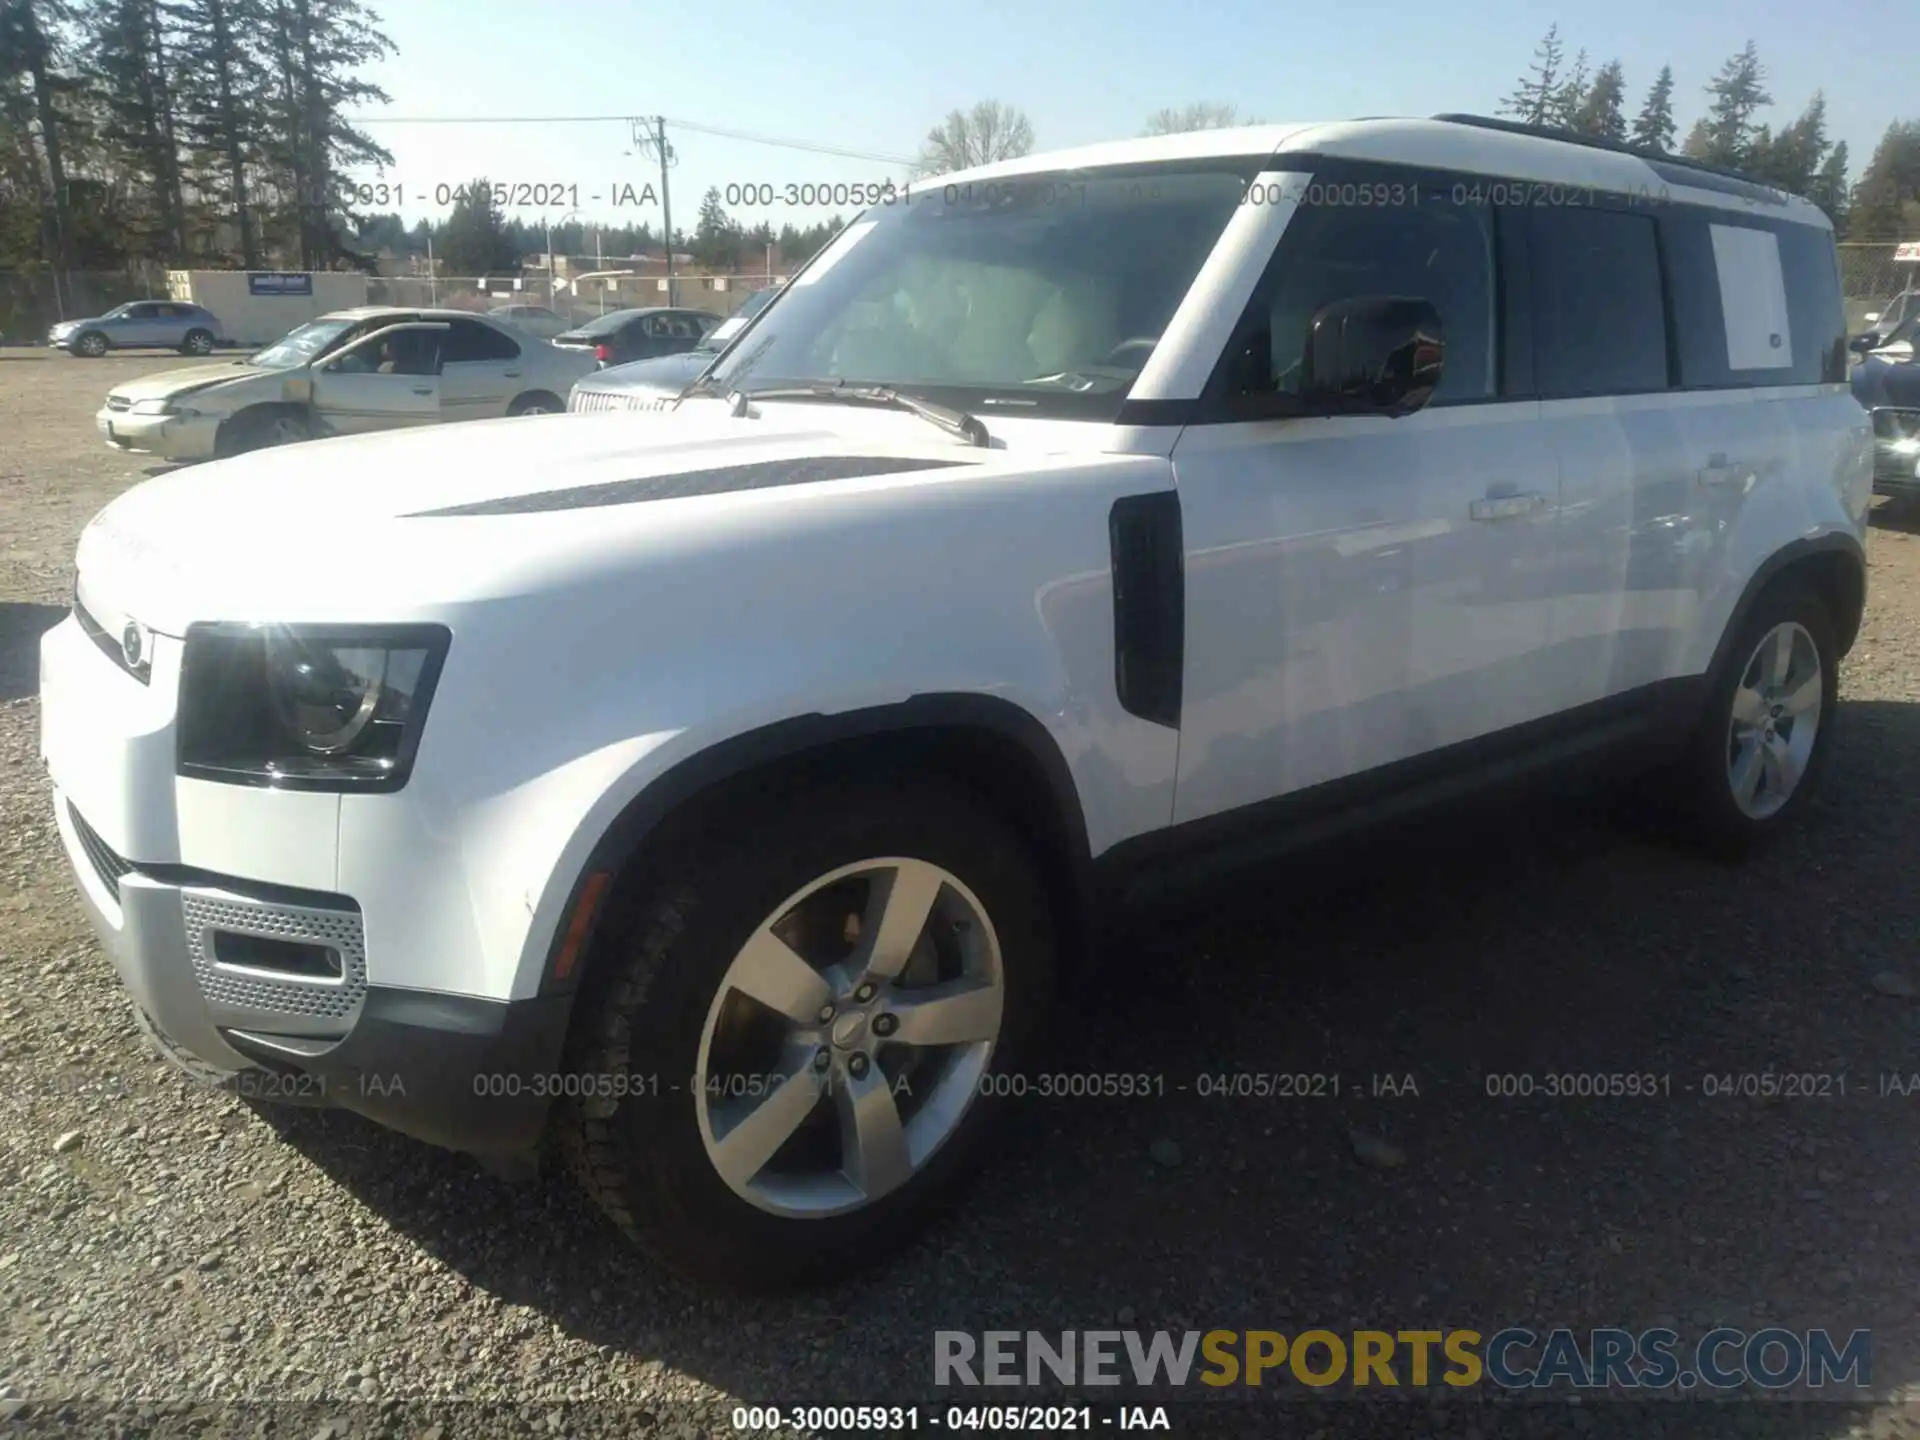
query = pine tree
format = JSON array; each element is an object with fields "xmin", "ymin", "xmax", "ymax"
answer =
[
  {"xmin": 1549, "ymin": 49, "xmax": 1589, "ymax": 129},
  {"xmin": 1850, "ymin": 121, "xmax": 1920, "ymax": 243},
  {"xmin": 1629, "ymin": 65, "xmax": 1677, "ymax": 152},
  {"xmin": 692, "ymin": 184, "xmax": 740, "ymax": 269},
  {"xmin": 169, "ymin": 0, "xmax": 272, "ymax": 266},
  {"xmin": 0, "ymin": 0, "xmax": 82, "ymax": 268},
  {"xmin": 439, "ymin": 174, "xmax": 514, "ymax": 275},
  {"xmin": 1817, "ymin": 141, "xmax": 1850, "ymax": 235},
  {"xmin": 1699, "ymin": 40, "xmax": 1772, "ymax": 169},
  {"xmin": 1500, "ymin": 24, "xmax": 1563, "ymax": 126},
  {"xmin": 1571, "ymin": 60, "xmax": 1627, "ymax": 142},
  {"xmin": 81, "ymin": 0, "xmax": 187, "ymax": 260}
]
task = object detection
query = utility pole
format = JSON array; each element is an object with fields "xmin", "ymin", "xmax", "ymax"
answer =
[{"xmin": 631, "ymin": 115, "xmax": 677, "ymax": 306}]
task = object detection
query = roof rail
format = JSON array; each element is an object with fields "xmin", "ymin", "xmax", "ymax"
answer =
[{"xmin": 1429, "ymin": 112, "xmax": 1798, "ymax": 202}]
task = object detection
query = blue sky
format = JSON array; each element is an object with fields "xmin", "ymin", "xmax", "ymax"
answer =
[{"xmin": 352, "ymin": 0, "xmax": 1912, "ymax": 239}]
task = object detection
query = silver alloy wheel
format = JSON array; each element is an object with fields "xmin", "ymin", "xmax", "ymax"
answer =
[
  {"xmin": 77, "ymin": 333, "xmax": 106, "ymax": 357},
  {"xmin": 517, "ymin": 402, "xmax": 554, "ymax": 415},
  {"xmin": 694, "ymin": 856, "xmax": 1005, "ymax": 1219},
  {"xmin": 1726, "ymin": 620, "xmax": 1823, "ymax": 820},
  {"xmin": 265, "ymin": 415, "xmax": 308, "ymax": 446},
  {"xmin": 186, "ymin": 331, "xmax": 212, "ymax": 355}
]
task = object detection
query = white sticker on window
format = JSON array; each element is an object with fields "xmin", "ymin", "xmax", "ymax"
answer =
[
  {"xmin": 1710, "ymin": 223, "xmax": 1793, "ymax": 370},
  {"xmin": 791, "ymin": 220, "xmax": 877, "ymax": 286}
]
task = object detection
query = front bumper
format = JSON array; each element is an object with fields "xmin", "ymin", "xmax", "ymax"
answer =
[
  {"xmin": 94, "ymin": 406, "xmax": 222, "ymax": 462},
  {"xmin": 1869, "ymin": 408, "xmax": 1920, "ymax": 494},
  {"xmin": 54, "ymin": 791, "xmax": 570, "ymax": 1155}
]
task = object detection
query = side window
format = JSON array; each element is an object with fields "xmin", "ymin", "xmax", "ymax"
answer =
[
  {"xmin": 443, "ymin": 318, "xmax": 520, "ymax": 363},
  {"xmin": 1661, "ymin": 213, "xmax": 1844, "ymax": 388},
  {"xmin": 1230, "ymin": 178, "xmax": 1497, "ymax": 407},
  {"xmin": 1531, "ymin": 207, "xmax": 1669, "ymax": 398}
]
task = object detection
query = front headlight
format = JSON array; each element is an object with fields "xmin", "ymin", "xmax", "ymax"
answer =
[
  {"xmin": 177, "ymin": 623, "xmax": 451, "ymax": 792},
  {"xmin": 130, "ymin": 399, "xmax": 184, "ymax": 417}
]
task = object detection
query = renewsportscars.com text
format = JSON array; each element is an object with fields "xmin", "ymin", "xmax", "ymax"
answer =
[{"xmin": 934, "ymin": 1327, "xmax": 1871, "ymax": 1391}]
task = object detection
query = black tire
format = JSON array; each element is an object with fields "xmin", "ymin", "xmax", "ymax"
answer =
[
  {"xmin": 223, "ymin": 407, "xmax": 311, "ymax": 455},
  {"xmin": 1668, "ymin": 583, "xmax": 1839, "ymax": 858},
  {"xmin": 181, "ymin": 328, "xmax": 215, "ymax": 357},
  {"xmin": 74, "ymin": 331, "xmax": 108, "ymax": 358},
  {"xmin": 507, "ymin": 391, "xmax": 564, "ymax": 416},
  {"xmin": 559, "ymin": 775, "xmax": 1057, "ymax": 1290}
]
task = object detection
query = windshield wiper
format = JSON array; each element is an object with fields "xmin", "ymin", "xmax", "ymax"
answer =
[{"xmin": 727, "ymin": 382, "xmax": 992, "ymax": 447}]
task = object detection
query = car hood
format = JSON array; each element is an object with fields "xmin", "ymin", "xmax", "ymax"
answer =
[
  {"xmin": 576, "ymin": 351, "xmax": 713, "ymax": 394},
  {"xmin": 75, "ymin": 407, "xmax": 1021, "ymax": 634},
  {"xmin": 107, "ymin": 360, "xmax": 281, "ymax": 403}
]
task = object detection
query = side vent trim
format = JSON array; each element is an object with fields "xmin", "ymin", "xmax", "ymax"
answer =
[{"xmin": 1109, "ymin": 491, "xmax": 1184, "ymax": 729}]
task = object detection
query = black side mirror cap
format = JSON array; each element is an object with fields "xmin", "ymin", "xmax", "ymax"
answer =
[{"xmin": 1300, "ymin": 296, "xmax": 1445, "ymax": 417}]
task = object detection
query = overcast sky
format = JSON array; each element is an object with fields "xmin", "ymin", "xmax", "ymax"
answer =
[{"xmin": 350, "ymin": 0, "xmax": 1910, "ymax": 237}]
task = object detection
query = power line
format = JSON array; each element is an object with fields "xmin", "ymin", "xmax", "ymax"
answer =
[{"xmin": 342, "ymin": 110, "xmax": 915, "ymax": 166}]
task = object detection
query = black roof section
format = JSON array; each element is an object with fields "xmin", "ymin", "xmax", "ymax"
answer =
[{"xmin": 1430, "ymin": 113, "xmax": 1798, "ymax": 208}]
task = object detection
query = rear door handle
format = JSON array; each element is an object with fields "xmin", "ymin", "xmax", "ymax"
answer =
[
  {"xmin": 1470, "ymin": 492, "xmax": 1546, "ymax": 522},
  {"xmin": 411, "ymin": 386, "xmax": 433, "ymax": 396},
  {"xmin": 1698, "ymin": 454, "xmax": 1750, "ymax": 487},
  {"xmin": 503, "ymin": 370, "xmax": 521, "ymax": 378}
]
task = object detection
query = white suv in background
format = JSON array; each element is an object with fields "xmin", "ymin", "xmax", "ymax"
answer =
[{"xmin": 41, "ymin": 115, "xmax": 1868, "ymax": 1288}]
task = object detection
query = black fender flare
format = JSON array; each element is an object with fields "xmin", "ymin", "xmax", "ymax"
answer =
[{"xmin": 1703, "ymin": 532, "xmax": 1867, "ymax": 695}]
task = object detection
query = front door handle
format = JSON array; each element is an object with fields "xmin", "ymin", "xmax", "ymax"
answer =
[
  {"xmin": 503, "ymin": 370, "xmax": 521, "ymax": 378},
  {"xmin": 411, "ymin": 386, "xmax": 433, "ymax": 396},
  {"xmin": 1698, "ymin": 455, "xmax": 1751, "ymax": 488},
  {"xmin": 1470, "ymin": 492, "xmax": 1546, "ymax": 522}
]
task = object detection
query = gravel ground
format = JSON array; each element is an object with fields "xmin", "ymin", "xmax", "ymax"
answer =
[{"xmin": 5, "ymin": 348, "xmax": 1920, "ymax": 1439}]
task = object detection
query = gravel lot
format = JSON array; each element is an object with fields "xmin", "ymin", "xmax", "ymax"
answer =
[{"xmin": 5, "ymin": 347, "xmax": 1920, "ymax": 1439}]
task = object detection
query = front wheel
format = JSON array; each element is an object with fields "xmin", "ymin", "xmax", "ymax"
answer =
[
  {"xmin": 1669, "ymin": 584, "xmax": 1838, "ymax": 856},
  {"xmin": 73, "ymin": 331, "xmax": 108, "ymax": 357},
  {"xmin": 181, "ymin": 328, "xmax": 215, "ymax": 356},
  {"xmin": 560, "ymin": 777, "xmax": 1056, "ymax": 1289}
]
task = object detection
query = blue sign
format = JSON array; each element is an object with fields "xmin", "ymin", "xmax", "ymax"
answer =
[{"xmin": 248, "ymin": 272, "xmax": 313, "ymax": 296}]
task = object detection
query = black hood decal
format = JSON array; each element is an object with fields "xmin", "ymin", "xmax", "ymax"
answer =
[{"xmin": 406, "ymin": 456, "xmax": 970, "ymax": 517}]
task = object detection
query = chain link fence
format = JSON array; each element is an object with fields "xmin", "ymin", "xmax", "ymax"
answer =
[
  {"xmin": 0, "ymin": 266, "xmax": 174, "ymax": 343},
  {"xmin": 366, "ymin": 271, "xmax": 785, "ymax": 325},
  {"xmin": 1839, "ymin": 244, "xmax": 1920, "ymax": 331}
]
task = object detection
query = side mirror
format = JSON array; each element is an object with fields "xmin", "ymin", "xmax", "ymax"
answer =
[
  {"xmin": 1300, "ymin": 296, "xmax": 1445, "ymax": 417},
  {"xmin": 1850, "ymin": 333, "xmax": 1878, "ymax": 355}
]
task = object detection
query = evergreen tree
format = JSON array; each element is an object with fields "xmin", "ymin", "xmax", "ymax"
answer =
[
  {"xmin": 0, "ymin": 0, "xmax": 81, "ymax": 269},
  {"xmin": 1698, "ymin": 40, "xmax": 1772, "ymax": 169},
  {"xmin": 1850, "ymin": 121, "xmax": 1920, "ymax": 242},
  {"xmin": 1571, "ymin": 60, "xmax": 1627, "ymax": 142},
  {"xmin": 81, "ymin": 0, "xmax": 186, "ymax": 260},
  {"xmin": 1499, "ymin": 24, "xmax": 1563, "ymax": 126},
  {"xmin": 1549, "ymin": 49, "xmax": 1590, "ymax": 129},
  {"xmin": 1628, "ymin": 65, "xmax": 1677, "ymax": 152},
  {"xmin": 691, "ymin": 184, "xmax": 741, "ymax": 269},
  {"xmin": 438, "ymin": 174, "xmax": 515, "ymax": 275},
  {"xmin": 169, "ymin": 0, "xmax": 272, "ymax": 266}
]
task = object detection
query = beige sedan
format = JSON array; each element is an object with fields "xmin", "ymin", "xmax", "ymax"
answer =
[{"xmin": 95, "ymin": 307, "xmax": 597, "ymax": 461}]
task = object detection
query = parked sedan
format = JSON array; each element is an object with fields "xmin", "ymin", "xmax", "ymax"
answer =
[
  {"xmin": 489, "ymin": 303, "xmax": 572, "ymax": 340},
  {"xmin": 94, "ymin": 306, "xmax": 595, "ymax": 461},
  {"xmin": 551, "ymin": 306, "xmax": 720, "ymax": 368},
  {"xmin": 49, "ymin": 301, "xmax": 229, "ymax": 357},
  {"xmin": 568, "ymin": 288, "xmax": 780, "ymax": 413},
  {"xmin": 1853, "ymin": 314, "xmax": 1920, "ymax": 496}
]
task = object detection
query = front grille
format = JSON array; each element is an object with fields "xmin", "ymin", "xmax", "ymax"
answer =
[
  {"xmin": 106, "ymin": 396, "xmax": 132, "ymax": 412},
  {"xmin": 184, "ymin": 893, "xmax": 368, "ymax": 1023},
  {"xmin": 568, "ymin": 388, "xmax": 676, "ymax": 414},
  {"xmin": 68, "ymin": 803, "xmax": 133, "ymax": 900},
  {"xmin": 71, "ymin": 596, "xmax": 151, "ymax": 685}
]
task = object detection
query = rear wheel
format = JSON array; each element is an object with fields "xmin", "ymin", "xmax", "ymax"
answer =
[
  {"xmin": 73, "ymin": 331, "xmax": 108, "ymax": 358},
  {"xmin": 560, "ymin": 777, "xmax": 1056, "ymax": 1289},
  {"xmin": 180, "ymin": 328, "xmax": 215, "ymax": 357},
  {"xmin": 508, "ymin": 391, "xmax": 563, "ymax": 416},
  {"xmin": 1668, "ymin": 584, "xmax": 1838, "ymax": 856}
]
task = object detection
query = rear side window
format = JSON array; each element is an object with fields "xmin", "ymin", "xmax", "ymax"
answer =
[
  {"xmin": 1530, "ymin": 207, "xmax": 1669, "ymax": 398},
  {"xmin": 1663, "ymin": 214, "xmax": 1845, "ymax": 387},
  {"xmin": 443, "ymin": 318, "xmax": 520, "ymax": 362}
]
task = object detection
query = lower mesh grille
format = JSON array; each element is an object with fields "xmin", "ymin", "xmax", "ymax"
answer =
[
  {"xmin": 183, "ymin": 893, "xmax": 367, "ymax": 1023},
  {"xmin": 68, "ymin": 803, "xmax": 133, "ymax": 900}
]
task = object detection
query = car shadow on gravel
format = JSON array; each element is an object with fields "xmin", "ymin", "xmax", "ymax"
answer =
[
  {"xmin": 0, "ymin": 601, "xmax": 68, "ymax": 702},
  {"xmin": 254, "ymin": 703, "xmax": 1920, "ymax": 1435}
]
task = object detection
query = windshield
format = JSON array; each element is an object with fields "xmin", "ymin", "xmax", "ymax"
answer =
[
  {"xmin": 103, "ymin": 303, "xmax": 136, "ymax": 319},
  {"xmin": 705, "ymin": 163, "xmax": 1255, "ymax": 419},
  {"xmin": 248, "ymin": 317, "xmax": 357, "ymax": 367}
]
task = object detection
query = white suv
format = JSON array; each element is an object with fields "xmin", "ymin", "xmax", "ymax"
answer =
[{"xmin": 40, "ymin": 115, "xmax": 1869, "ymax": 1288}]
